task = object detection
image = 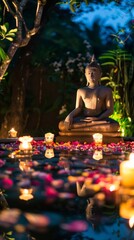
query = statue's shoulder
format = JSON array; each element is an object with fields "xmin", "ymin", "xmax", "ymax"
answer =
[
  {"xmin": 100, "ymin": 85, "xmax": 112, "ymax": 92},
  {"xmin": 77, "ymin": 87, "xmax": 87, "ymax": 92}
]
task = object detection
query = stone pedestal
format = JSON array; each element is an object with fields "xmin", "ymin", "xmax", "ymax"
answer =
[{"xmin": 56, "ymin": 131, "xmax": 123, "ymax": 144}]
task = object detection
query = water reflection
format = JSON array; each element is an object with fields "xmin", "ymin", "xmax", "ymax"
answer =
[
  {"xmin": 93, "ymin": 150, "xmax": 103, "ymax": 160},
  {"xmin": 19, "ymin": 158, "xmax": 33, "ymax": 172},
  {"xmin": 19, "ymin": 187, "xmax": 34, "ymax": 201},
  {"xmin": 76, "ymin": 180, "xmax": 134, "ymax": 239},
  {"xmin": 0, "ymin": 142, "xmax": 134, "ymax": 239},
  {"xmin": 45, "ymin": 148, "xmax": 55, "ymax": 159}
]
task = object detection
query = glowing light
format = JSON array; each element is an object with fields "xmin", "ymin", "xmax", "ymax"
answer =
[
  {"xmin": 44, "ymin": 132, "xmax": 54, "ymax": 144},
  {"xmin": 8, "ymin": 128, "xmax": 17, "ymax": 138},
  {"xmin": 19, "ymin": 136, "xmax": 33, "ymax": 152},
  {"xmin": 109, "ymin": 185, "xmax": 116, "ymax": 192},
  {"xmin": 129, "ymin": 216, "xmax": 134, "ymax": 228},
  {"xmin": 93, "ymin": 133, "xmax": 103, "ymax": 145},
  {"xmin": 45, "ymin": 148, "xmax": 54, "ymax": 158},
  {"xmin": 19, "ymin": 188, "xmax": 33, "ymax": 201},
  {"xmin": 120, "ymin": 153, "xmax": 134, "ymax": 187}
]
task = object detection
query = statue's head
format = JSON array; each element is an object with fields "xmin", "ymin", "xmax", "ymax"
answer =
[
  {"xmin": 85, "ymin": 55, "xmax": 102, "ymax": 86},
  {"xmin": 85, "ymin": 55, "xmax": 102, "ymax": 72}
]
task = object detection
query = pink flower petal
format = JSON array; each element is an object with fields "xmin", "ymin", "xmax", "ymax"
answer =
[{"xmin": 61, "ymin": 220, "xmax": 88, "ymax": 232}]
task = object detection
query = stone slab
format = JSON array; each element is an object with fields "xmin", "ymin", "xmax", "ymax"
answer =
[
  {"xmin": 58, "ymin": 131, "xmax": 121, "ymax": 137},
  {"xmin": 56, "ymin": 135, "xmax": 124, "ymax": 144},
  {"xmin": 0, "ymin": 137, "xmax": 44, "ymax": 143}
]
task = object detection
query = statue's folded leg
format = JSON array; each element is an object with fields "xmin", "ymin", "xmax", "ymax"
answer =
[
  {"xmin": 59, "ymin": 121, "xmax": 70, "ymax": 131},
  {"xmin": 59, "ymin": 118, "xmax": 120, "ymax": 133}
]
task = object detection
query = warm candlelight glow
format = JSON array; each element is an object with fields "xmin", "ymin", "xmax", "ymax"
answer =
[
  {"xmin": 45, "ymin": 148, "xmax": 55, "ymax": 158},
  {"xmin": 129, "ymin": 153, "xmax": 134, "ymax": 162},
  {"xmin": 19, "ymin": 188, "xmax": 33, "ymax": 201},
  {"xmin": 93, "ymin": 133, "xmax": 103, "ymax": 145},
  {"xmin": 19, "ymin": 136, "xmax": 33, "ymax": 153},
  {"xmin": 120, "ymin": 153, "xmax": 134, "ymax": 187},
  {"xmin": 19, "ymin": 159, "xmax": 32, "ymax": 172},
  {"xmin": 109, "ymin": 185, "xmax": 116, "ymax": 192},
  {"xmin": 93, "ymin": 150, "xmax": 103, "ymax": 160},
  {"xmin": 120, "ymin": 199, "xmax": 134, "ymax": 220},
  {"xmin": 129, "ymin": 216, "xmax": 134, "ymax": 228},
  {"xmin": 44, "ymin": 132, "xmax": 54, "ymax": 144},
  {"xmin": 8, "ymin": 128, "xmax": 17, "ymax": 138}
]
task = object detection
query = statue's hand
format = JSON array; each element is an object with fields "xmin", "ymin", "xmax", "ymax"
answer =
[
  {"xmin": 82, "ymin": 116, "xmax": 99, "ymax": 122},
  {"xmin": 64, "ymin": 115, "xmax": 73, "ymax": 130}
]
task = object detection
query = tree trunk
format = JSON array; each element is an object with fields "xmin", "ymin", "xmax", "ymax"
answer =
[
  {"xmin": 0, "ymin": 0, "xmax": 58, "ymax": 137},
  {"xmin": 0, "ymin": 56, "xmax": 27, "ymax": 138},
  {"xmin": 0, "ymin": 43, "xmax": 19, "ymax": 81}
]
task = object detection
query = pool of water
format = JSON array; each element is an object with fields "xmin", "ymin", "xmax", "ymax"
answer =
[{"xmin": 0, "ymin": 140, "xmax": 134, "ymax": 240}]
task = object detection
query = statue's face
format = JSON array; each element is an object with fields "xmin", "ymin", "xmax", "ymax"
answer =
[{"xmin": 85, "ymin": 67, "xmax": 102, "ymax": 87}]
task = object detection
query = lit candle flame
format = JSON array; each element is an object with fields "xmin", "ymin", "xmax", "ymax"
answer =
[
  {"xmin": 129, "ymin": 153, "xmax": 134, "ymax": 162},
  {"xmin": 19, "ymin": 136, "xmax": 33, "ymax": 152},
  {"xmin": 93, "ymin": 133, "xmax": 103, "ymax": 144},
  {"xmin": 19, "ymin": 188, "xmax": 33, "ymax": 201},
  {"xmin": 109, "ymin": 185, "xmax": 116, "ymax": 192},
  {"xmin": 44, "ymin": 132, "xmax": 54, "ymax": 143},
  {"xmin": 8, "ymin": 127, "xmax": 17, "ymax": 137},
  {"xmin": 129, "ymin": 216, "xmax": 134, "ymax": 228}
]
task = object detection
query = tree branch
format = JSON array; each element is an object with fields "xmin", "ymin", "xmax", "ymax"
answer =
[{"xmin": 0, "ymin": 0, "xmax": 57, "ymax": 80}]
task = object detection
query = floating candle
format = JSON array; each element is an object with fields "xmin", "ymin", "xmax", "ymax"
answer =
[
  {"xmin": 19, "ymin": 188, "xmax": 33, "ymax": 201},
  {"xmin": 19, "ymin": 136, "xmax": 33, "ymax": 153},
  {"xmin": 120, "ymin": 153, "xmax": 134, "ymax": 187},
  {"xmin": 44, "ymin": 132, "xmax": 54, "ymax": 144},
  {"xmin": 8, "ymin": 128, "xmax": 17, "ymax": 138},
  {"xmin": 93, "ymin": 133, "xmax": 103, "ymax": 145}
]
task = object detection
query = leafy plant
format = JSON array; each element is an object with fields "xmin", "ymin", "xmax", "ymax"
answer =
[
  {"xmin": 0, "ymin": 23, "xmax": 17, "ymax": 41},
  {"xmin": 0, "ymin": 23, "xmax": 17, "ymax": 63},
  {"xmin": 111, "ymin": 101, "xmax": 134, "ymax": 136},
  {"xmin": 99, "ymin": 49, "xmax": 133, "ymax": 136},
  {"xmin": 0, "ymin": 46, "xmax": 7, "ymax": 63}
]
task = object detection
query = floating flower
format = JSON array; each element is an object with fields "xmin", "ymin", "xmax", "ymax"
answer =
[
  {"xmin": 0, "ymin": 159, "xmax": 5, "ymax": 167},
  {"xmin": 2, "ymin": 177, "xmax": 13, "ymax": 189},
  {"xmin": 61, "ymin": 220, "xmax": 88, "ymax": 232}
]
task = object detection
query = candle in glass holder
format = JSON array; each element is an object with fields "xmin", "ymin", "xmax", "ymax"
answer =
[
  {"xmin": 45, "ymin": 148, "xmax": 54, "ymax": 159},
  {"xmin": 93, "ymin": 133, "xmax": 103, "ymax": 145},
  {"xmin": 19, "ymin": 136, "xmax": 33, "ymax": 153},
  {"xmin": 8, "ymin": 128, "xmax": 17, "ymax": 138},
  {"xmin": 44, "ymin": 132, "xmax": 54, "ymax": 144},
  {"xmin": 120, "ymin": 153, "xmax": 134, "ymax": 187},
  {"xmin": 19, "ymin": 188, "xmax": 33, "ymax": 201}
]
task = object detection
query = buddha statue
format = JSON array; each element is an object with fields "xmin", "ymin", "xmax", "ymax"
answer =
[{"xmin": 58, "ymin": 56, "xmax": 121, "ymax": 140}]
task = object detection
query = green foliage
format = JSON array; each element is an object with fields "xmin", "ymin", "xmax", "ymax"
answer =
[
  {"xmin": 0, "ymin": 46, "xmax": 7, "ymax": 62},
  {"xmin": 0, "ymin": 23, "xmax": 17, "ymax": 41},
  {"xmin": 2, "ymin": 231, "xmax": 15, "ymax": 240},
  {"xmin": 30, "ymin": 8, "xmax": 93, "ymax": 116},
  {"xmin": 0, "ymin": 23, "xmax": 17, "ymax": 63},
  {"xmin": 110, "ymin": 101, "xmax": 134, "ymax": 137},
  {"xmin": 99, "ymin": 49, "xmax": 133, "ymax": 136}
]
